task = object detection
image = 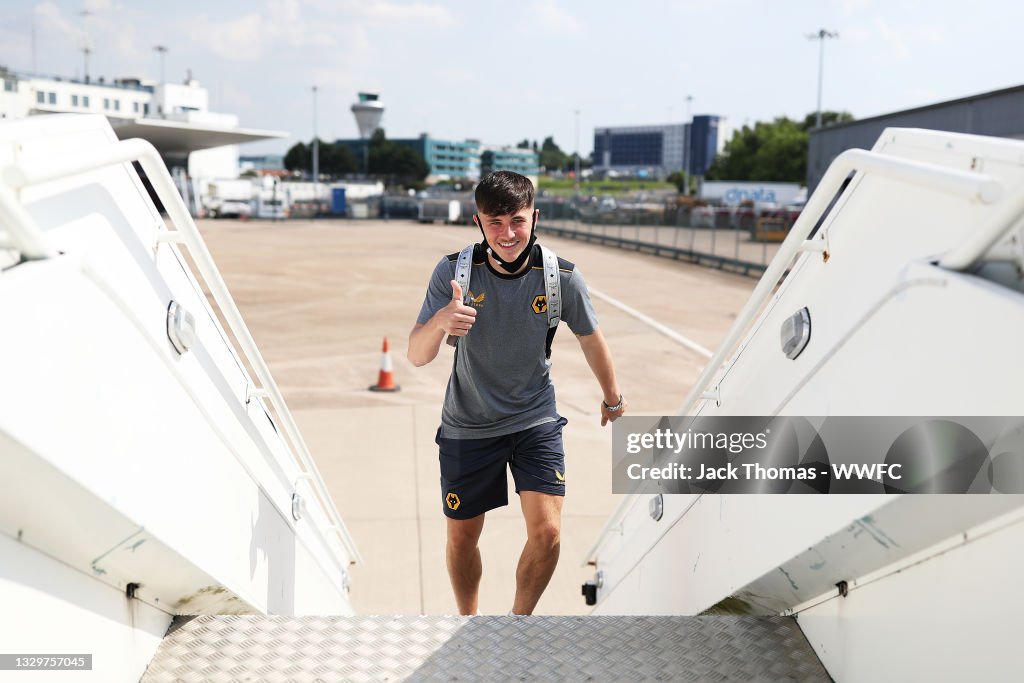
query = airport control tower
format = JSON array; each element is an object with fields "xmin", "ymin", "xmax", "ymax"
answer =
[{"xmin": 351, "ymin": 93, "xmax": 384, "ymax": 174}]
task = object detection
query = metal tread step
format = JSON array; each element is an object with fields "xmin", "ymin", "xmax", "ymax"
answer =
[{"xmin": 141, "ymin": 614, "xmax": 830, "ymax": 682}]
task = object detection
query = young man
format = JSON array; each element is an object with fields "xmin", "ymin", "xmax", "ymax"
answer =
[{"xmin": 408, "ymin": 170, "xmax": 625, "ymax": 616}]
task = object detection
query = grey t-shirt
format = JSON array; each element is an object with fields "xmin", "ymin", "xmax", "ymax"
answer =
[{"xmin": 417, "ymin": 243, "xmax": 599, "ymax": 439}]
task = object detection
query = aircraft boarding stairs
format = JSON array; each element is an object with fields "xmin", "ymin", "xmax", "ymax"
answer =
[
  {"xmin": 141, "ymin": 614, "xmax": 830, "ymax": 681},
  {"xmin": 1, "ymin": 115, "xmax": 834, "ymax": 682},
  {"xmin": 6, "ymin": 117, "xmax": 1023, "ymax": 681}
]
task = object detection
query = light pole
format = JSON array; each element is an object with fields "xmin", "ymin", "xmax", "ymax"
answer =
[
  {"xmin": 807, "ymin": 29, "xmax": 838, "ymax": 128},
  {"xmin": 312, "ymin": 85, "xmax": 319, "ymax": 215},
  {"xmin": 683, "ymin": 95, "xmax": 693, "ymax": 196},
  {"xmin": 154, "ymin": 45, "xmax": 168, "ymax": 83},
  {"xmin": 574, "ymin": 109, "xmax": 580, "ymax": 192},
  {"xmin": 80, "ymin": 46, "xmax": 92, "ymax": 83},
  {"xmin": 79, "ymin": 10, "xmax": 93, "ymax": 82}
]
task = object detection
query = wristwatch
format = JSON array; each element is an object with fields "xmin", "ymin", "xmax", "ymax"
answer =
[{"xmin": 603, "ymin": 395, "xmax": 624, "ymax": 412}]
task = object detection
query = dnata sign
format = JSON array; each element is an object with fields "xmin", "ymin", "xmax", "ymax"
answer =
[{"xmin": 701, "ymin": 181, "xmax": 804, "ymax": 207}]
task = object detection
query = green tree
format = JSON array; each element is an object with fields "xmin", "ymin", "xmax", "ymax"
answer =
[
  {"xmin": 801, "ymin": 110, "xmax": 855, "ymax": 131},
  {"xmin": 706, "ymin": 111, "xmax": 854, "ymax": 182},
  {"xmin": 366, "ymin": 128, "xmax": 429, "ymax": 184},
  {"xmin": 320, "ymin": 142, "xmax": 357, "ymax": 176},
  {"xmin": 667, "ymin": 171, "xmax": 694, "ymax": 194},
  {"xmin": 539, "ymin": 136, "xmax": 569, "ymax": 172},
  {"xmin": 283, "ymin": 141, "xmax": 309, "ymax": 172}
]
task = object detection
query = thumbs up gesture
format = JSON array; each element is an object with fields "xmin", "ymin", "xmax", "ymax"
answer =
[{"xmin": 439, "ymin": 279, "xmax": 477, "ymax": 342}]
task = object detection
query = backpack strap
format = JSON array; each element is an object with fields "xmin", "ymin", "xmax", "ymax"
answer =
[
  {"xmin": 445, "ymin": 244, "xmax": 476, "ymax": 348},
  {"xmin": 540, "ymin": 244, "xmax": 561, "ymax": 359}
]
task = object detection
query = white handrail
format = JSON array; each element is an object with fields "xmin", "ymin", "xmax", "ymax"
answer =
[
  {"xmin": 0, "ymin": 182, "xmax": 56, "ymax": 259},
  {"xmin": 583, "ymin": 146, "xmax": 1002, "ymax": 566},
  {"xmin": 940, "ymin": 182, "xmax": 1024, "ymax": 270},
  {"xmin": 2, "ymin": 138, "xmax": 363, "ymax": 566},
  {"xmin": 676, "ymin": 147, "xmax": 1000, "ymax": 418}
]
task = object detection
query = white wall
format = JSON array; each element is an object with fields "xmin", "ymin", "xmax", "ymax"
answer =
[{"xmin": 189, "ymin": 145, "xmax": 240, "ymax": 181}]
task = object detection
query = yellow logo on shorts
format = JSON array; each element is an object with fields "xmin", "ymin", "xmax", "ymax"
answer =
[
  {"xmin": 446, "ymin": 492, "xmax": 461, "ymax": 510},
  {"xmin": 532, "ymin": 295, "xmax": 547, "ymax": 314},
  {"xmin": 554, "ymin": 470, "xmax": 565, "ymax": 483}
]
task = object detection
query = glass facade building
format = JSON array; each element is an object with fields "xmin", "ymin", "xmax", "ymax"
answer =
[
  {"xmin": 593, "ymin": 119, "xmax": 721, "ymax": 177},
  {"xmin": 480, "ymin": 147, "xmax": 540, "ymax": 178},
  {"xmin": 392, "ymin": 136, "xmax": 481, "ymax": 180},
  {"xmin": 337, "ymin": 134, "xmax": 486, "ymax": 180},
  {"xmin": 593, "ymin": 124, "xmax": 684, "ymax": 176},
  {"xmin": 687, "ymin": 115, "xmax": 720, "ymax": 176}
]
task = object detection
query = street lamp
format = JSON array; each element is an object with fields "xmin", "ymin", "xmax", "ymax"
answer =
[
  {"xmin": 80, "ymin": 46, "xmax": 92, "ymax": 84},
  {"xmin": 312, "ymin": 85, "xmax": 319, "ymax": 215},
  {"xmin": 807, "ymin": 29, "xmax": 838, "ymax": 128},
  {"xmin": 683, "ymin": 95, "xmax": 693, "ymax": 196},
  {"xmin": 574, "ymin": 109, "xmax": 580, "ymax": 192},
  {"xmin": 79, "ymin": 10, "xmax": 93, "ymax": 83}
]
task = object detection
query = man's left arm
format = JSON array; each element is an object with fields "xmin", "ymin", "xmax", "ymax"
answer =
[{"xmin": 577, "ymin": 328, "xmax": 626, "ymax": 426}]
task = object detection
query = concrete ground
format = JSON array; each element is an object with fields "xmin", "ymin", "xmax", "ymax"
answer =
[{"xmin": 197, "ymin": 218, "xmax": 756, "ymax": 616}]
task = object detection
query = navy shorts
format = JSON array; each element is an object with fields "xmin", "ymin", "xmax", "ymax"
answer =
[{"xmin": 436, "ymin": 417, "xmax": 568, "ymax": 520}]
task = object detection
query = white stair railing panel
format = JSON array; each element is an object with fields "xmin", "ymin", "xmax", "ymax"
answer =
[{"xmin": 0, "ymin": 137, "xmax": 362, "ymax": 568}]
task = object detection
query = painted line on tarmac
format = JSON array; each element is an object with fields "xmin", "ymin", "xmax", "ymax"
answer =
[{"xmin": 588, "ymin": 288, "xmax": 713, "ymax": 359}]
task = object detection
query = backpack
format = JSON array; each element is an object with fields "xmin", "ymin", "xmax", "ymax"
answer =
[{"xmin": 447, "ymin": 243, "xmax": 562, "ymax": 359}]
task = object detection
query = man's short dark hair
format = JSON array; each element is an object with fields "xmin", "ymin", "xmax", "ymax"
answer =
[{"xmin": 475, "ymin": 171, "xmax": 535, "ymax": 216}]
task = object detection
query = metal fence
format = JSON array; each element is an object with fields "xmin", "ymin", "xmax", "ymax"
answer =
[{"xmin": 535, "ymin": 198, "xmax": 792, "ymax": 278}]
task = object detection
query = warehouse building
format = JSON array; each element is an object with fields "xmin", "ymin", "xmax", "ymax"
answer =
[{"xmin": 807, "ymin": 84, "xmax": 1024, "ymax": 191}]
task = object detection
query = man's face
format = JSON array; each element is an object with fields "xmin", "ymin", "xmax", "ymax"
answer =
[{"xmin": 477, "ymin": 206, "xmax": 537, "ymax": 262}]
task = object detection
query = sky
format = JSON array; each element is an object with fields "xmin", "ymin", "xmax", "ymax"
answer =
[{"xmin": 1, "ymin": 0, "xmax": 1020, "ymax": 157}]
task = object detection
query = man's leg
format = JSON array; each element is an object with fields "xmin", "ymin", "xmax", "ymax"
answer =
[
  {"xmin": 447, "ymin": 514, "xmax": 486, "ymax": 615},
  {"xmin": 512, "ymin": 491, "xmax": 563, "ymax": 615}
]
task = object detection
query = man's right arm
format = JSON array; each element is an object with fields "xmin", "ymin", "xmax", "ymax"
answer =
[{"xmin": 407, "ymin": 280, "xmax": 476, "ymax": 367}]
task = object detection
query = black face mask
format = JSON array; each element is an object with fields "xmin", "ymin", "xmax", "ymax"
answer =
[{"xmin": 475, "ymin": 213, "xmax": 538, "ymax": 273}]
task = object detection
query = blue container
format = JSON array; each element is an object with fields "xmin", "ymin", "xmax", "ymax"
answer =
[{"xmin": 331, "ymin": 188, "xmax": 347, "ymax": 215}]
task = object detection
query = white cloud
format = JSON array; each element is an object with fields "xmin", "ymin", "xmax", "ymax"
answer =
[
  {"xmin": 529, "ymin": 0, "xmax": 581, "ymax": 34},
  {"xmin": 907, "ymin": 88, "xmax": 938, "ymax": 103},
  {"xmin": 871, "ymin": 16, "xmax": 946, "ymax": 62},
  {"xmin": 218, "ymin": 83, "xmax": 253, "ymax": 111},
  {"xmin": 35, "ymin": 2, "xmax": 79, "ymax": 43},
  {"xmin": 841, "ymin": 0, "xmax": 873, "ymax": 15},
  {"xmin": 435, "ymin": 68, "xmax": 474, "ymax": 85},
  {"xmin": 184, "ymin": 1, "xmax": 390, "ymax": 64},
  {"xmin": 356, "ymin": 1, "xmax": 456, "ymax": 27},
  {"xmin": 194, "ymin": 13, "xmax": 267, "ymax": 62}
]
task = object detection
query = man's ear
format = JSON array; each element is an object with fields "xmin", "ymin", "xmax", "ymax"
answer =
[{"xmin": 473, "ymin": 213, "xmax": 480, "ymax": 228}]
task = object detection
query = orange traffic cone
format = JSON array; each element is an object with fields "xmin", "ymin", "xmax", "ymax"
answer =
[{"xmin": 369, "ymin": 336, "xmax": 401, "ymax": 392}]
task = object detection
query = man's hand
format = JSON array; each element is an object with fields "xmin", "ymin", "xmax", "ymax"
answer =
[
  {"xmin": 438, "ymin": 280, "xmax": 477, "ymax": 338},
  {"xmin": 600, "ymin": 395, "xmax": 627, "ymax": 427}
]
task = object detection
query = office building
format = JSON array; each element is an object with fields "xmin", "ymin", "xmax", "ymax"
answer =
[
  {"xmin": 0, "ymin": 67, "xmax": 285, "ymax": 181},
  {"xmin": 480, "ymin": 146, "xmax": 540, "ymax": 184},
  {"xmin": 593, "ymin": 117, "xmax": 723, "ymax": 178}
]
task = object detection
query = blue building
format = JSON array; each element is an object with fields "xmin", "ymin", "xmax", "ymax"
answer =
[
  {"xmin": 480, "ymin": 147, "xmax": 540, "ymax": 182},
  {"xmin": 593, "ymin": 118, "xmax": 722, "ymax": 178},
  {"xmin": 593, "ymin": 124, "xmax": 685, "ymax": 177},
  {"xmin": 239, "ymin": 154, "xmax": 285, "ymax": 172},
  {"xmin": 391, "ymin": 135, "xmax": 481, "ymax": 181},
  {"xmin": 685, "ymin": 115, "xmax": 720, "ymax": 176},
  {"xmin": 336, "ymin": 134, "xmax": 481, "ymax": 181}
]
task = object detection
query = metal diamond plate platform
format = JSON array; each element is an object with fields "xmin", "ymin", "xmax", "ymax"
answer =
[{"xmin": 141, "ymin": 615, "xmax": 830, "ymax": 682}]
